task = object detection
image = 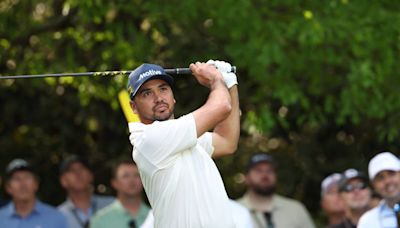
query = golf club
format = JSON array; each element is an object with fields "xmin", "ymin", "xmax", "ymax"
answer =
[{"xmin": 0, "ymin": 66, "xmax": 236, "ymax": 80}]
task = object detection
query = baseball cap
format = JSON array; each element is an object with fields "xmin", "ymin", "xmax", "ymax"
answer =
[
  {"xmin": 368, "ymin": 152, "xmax": 400, "ymax": 180},
  {"xmin": 127, "ymin": 63, "xmax": 174, "ymax": 100},
  {"xmin": 321, "ymin": 173, "xmax": 342, "ymax": 197},
  {"xmin": 246, "ymin": 153, "xmax": 274, "ymax": 172},
  {"xmin": 338, "ymin": 168, "xmax": 368, "ymax": 192},
  {"xmin": 60, "ymin": 155, "xmax": 91, "ymax": 175},
  {"xmin": 5, "ymin": 158, "xmax": 34, "ymax": 179}
]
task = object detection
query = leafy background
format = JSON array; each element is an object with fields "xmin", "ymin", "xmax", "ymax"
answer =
[{"xmin": 1, "ymin": 0, "xmax": 399, "ymax": 225}]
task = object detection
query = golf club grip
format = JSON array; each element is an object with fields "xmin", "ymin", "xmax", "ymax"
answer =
[{"xmin": 165, "ymin": 66, "xmax": 236, "ymax": 75}]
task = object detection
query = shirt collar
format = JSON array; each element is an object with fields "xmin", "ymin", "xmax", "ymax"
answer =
[
  {"xmin": 112, "ymin": 200, "xmax": 127, "ymax": 213},
  {"xmin": 114, "ymin": 199, "xmax": 150, "ymax": 218},
  {"xmin": 7, "ymin": 199, "xmax": 41, "ymax": 217},
  {"xmin": 379, "ymin": 200, "xmax": 394, "ymax": 213},
  {"xmin": 242, "ymin": 192, "xmax": 278, "ymax": 211},
  {"xmin": 65, "ymin": 195, "xmax": 96, "ymax": 210}
]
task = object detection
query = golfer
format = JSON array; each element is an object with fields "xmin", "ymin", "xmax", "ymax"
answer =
[{"xmin": 127, "ymin": 60, "xmax": 240, "ymax": 227}]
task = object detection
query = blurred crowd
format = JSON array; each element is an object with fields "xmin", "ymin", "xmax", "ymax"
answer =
[{"xmin": 1, "ymin": 151, "xmax": 399, "ymax": 228}]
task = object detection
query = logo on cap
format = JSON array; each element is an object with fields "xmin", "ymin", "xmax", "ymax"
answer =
[{"xmin": 138, "ymin": 70, "xmax": 163, "ymax": 81}]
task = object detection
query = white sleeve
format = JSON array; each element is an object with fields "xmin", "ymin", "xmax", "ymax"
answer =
[
  {"xmin": 140, "ymin": 210, "xmax": 154, "ymax": 228},
  {"xmin": 197, "ymin": 132, "xmax": 214, "ymax": 156},
  {"xmin": 357, "ymin": 208, "xmax": 381, "ymax": 228},
  {"xmin": 130, "ymin": 114, "xmax": 197, "ymax": 168},
  {"xmin": 229, "ymin": 200, "xmax": 255, "ymax": 228}
]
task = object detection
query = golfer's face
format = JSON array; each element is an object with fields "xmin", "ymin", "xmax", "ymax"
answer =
[{"xmin": 133, "ymin": 79, "xmax": 175, "ymax": 124}]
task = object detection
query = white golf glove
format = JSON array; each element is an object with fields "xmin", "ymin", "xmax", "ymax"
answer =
[{"xmin": 207, "ymin": 59, "xmax": 238, "ymax": 88}]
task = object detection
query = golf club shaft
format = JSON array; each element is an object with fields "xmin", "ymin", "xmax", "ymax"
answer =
[
  {"xmin": 165, "ymin": 66, "xmax": 236, "ymax": 75},
  {"xmin": 0, "ymin": 66, "xmax": 236, "ymax": 79}
]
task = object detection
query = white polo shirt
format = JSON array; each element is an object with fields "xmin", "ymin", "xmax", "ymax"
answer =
[
  {"xmin": 357, "ymin": 200, "xmax": 397, "ymax": 228},
  {"xmin": 129, "ymin": 114, "xmax": 235, "ymax": 228}
]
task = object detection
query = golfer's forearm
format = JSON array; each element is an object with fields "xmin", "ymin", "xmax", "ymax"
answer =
[
  {"xmin": 213, "ymin": 86, "xmax": 240, "ymax": 156},
  {"xmin": 193, "ymin": 79, "xmax": 231, "ymax": 137}
]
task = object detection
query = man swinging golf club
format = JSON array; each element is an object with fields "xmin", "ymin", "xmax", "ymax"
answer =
[{"xmin": 127, "ymin": 60, "xmax": 240, "ymax": 227}]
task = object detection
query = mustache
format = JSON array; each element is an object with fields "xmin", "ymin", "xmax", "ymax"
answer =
[{"xmin": 152, "ymin": 102, "xmax": 169, "ymax": 111}]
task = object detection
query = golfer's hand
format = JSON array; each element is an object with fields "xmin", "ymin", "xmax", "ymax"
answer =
[
  {"xmin": 190, "ymin": 62, "xmax": 224, "ymax": 88},
  {"xmin": 207, "ymin": 60, "xmax": 238, "ymax": 88}
]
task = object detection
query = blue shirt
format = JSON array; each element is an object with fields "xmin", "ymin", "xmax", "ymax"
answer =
[
  {"xmin": 0, "ymin": 200, "xmax": 67, "ymax": 228},
  {"xmin": 58, "ymin": 194, "xmax": 114, "ymax": 228}
]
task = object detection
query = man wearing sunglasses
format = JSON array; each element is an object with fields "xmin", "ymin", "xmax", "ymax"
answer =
[
  {"xmin": 329, "ymin": 169, "xmax": 371, "ymax": 228},
  {"xmin": 358, "ymin": 152, "xmax": 400, "ymax": 228}
]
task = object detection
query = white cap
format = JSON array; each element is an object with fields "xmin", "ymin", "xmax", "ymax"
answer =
[
  {"xmin": 321, "ymin": 173, "xmax": 342, "ymax": 197},
  {"xmin": 368, "ymin": 152, "xmax": 400, "ymax": 180}
]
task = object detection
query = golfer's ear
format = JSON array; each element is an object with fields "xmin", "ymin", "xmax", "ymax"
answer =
[{"xmin": 130, "ymin": 100, "xmax": 138, "ymax": 114}]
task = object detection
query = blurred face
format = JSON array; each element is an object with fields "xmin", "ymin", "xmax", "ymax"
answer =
[
  {"xmin": 340, "ymin": 178, "xmax": 371, "ymax": 210},
  {"xmin": 112, "ymin": 164, "xmax": 143, "ymax": 197},
  {"xmin": 321, "ymin": 184, "xmax": 346, "ymax": 214},
  {"xmin": 246, "ymin": 162, "xmax": 276, "ymax": 196},
  {"xmin": 6, "ymin": 171, "xmax": 38, "ymax": 202},
  {"xmin": 131, "ymin": 79, "xmax": 176, "ymax": 124},
  {"xmin": 373, "ymin": 170, "xmax": 400, "ymax": 201},
  {"xmin": 60, "ymin": 162, "xmax": 93, "ymax": 192}
]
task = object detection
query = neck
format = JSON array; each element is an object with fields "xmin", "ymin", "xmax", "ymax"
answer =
[
  {"xmin": 68, "ymin": 189, "xmax": 92, "ymax": 212},
  {"xmin": 386, "ymin": 195, "xmax": 400, "ymax": 208},
  {"xmin": 327, "ymin": 212, "xmax": 346, "ymax": 225},
  {"xmin": 246, "ymin": 190, "xmax": 273, "ymax": 211},
  {"xmin": 14, "ymin": 198, "xmax": 36, "ymax": 218},
  {"xmin": 118, "ymin": 193, "xmax": 141, "ymax": 216},
  {"xmin": 346, "ymin": 207, "xmax": 369, "ymax": 225}
]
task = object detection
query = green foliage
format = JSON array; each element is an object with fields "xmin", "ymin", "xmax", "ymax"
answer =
[{"xmin": 1, "ymin": 0, "xmax": 400, "ymax": 224}]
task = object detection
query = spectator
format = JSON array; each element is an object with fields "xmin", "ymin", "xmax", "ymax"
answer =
[
  {"xmin": 90, "ymin": 160, "xmax": 150, "ymax": 228},
  {"xmin": 0, "ymin": 159, "xmax": 67, "ymax": 228},
  {"xmin": 330, "ymin": 169, "xmax": 371, "ymax": 228},
  {"xmin": 0, "ymin": 176, "xmax": 9, "ymax": 207},
  {"xmin": 369, "ymin": 191, "xmax": 382, "ymax": 208},
  {"xmin": 237, "ymin": 153, "xmax": 315, "ymax": 228},
  {"xmin": 321, "ymin": 173, "xmax": 346, "ymax": 226},
  {"xmin": 58, "ymin": 155, "xmax": 114, "ymax": 228},
  {"xmin": 358, "ymin": 152, "xmax": 400, "ymax": 228}
]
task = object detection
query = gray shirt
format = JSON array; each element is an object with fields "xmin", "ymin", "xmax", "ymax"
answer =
[
  {"xmin": 237, "ymin": 193, "xmax": 315, "ymax": 228},
  {"xmin": 58, "ymin": 194, "xmax": 114, "ymax": 228}
]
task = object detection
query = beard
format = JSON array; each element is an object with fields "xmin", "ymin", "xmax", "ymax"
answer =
[
  {"xmin": 153, "ymin": 113, "xmax": 173, "ymax": 121},
  {"xmin": 252, "ymin": 184, "xmax": 276, "ymax": 197},
  {"xmin": 152, "ymin": 102, "xmax": 173, "ymax": 121}
]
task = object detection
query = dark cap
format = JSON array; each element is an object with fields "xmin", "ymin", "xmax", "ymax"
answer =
[
  {"xmin": 339, "ymin": 168, "xmax": 368, "ymax": 192},
  {"xmin": 60, "ymin": 155, "xmax": 90, "ymax": 175},
  {"xmin": 247, "ymin": 153, "xmax": 274, "ymax": 172},
  {"xmin": 127, "ymin": 63, "xmax": 174, "ymax": 100},
  {"xmin": 6, "ymin": 159, "xmax": 34, "ymax": 179}
]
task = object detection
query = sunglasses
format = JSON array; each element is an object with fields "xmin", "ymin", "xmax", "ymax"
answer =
[{"xmin": 343, "ymin": 182, "xmax": 368, "ymax": 192}]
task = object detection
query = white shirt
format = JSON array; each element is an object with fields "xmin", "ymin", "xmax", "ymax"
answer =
[
  {"xmin": 357, "ymin": 200, "xmax": 397, "ymax": 228},
  {"xmin": 140, "ymin": 201, "xmax": 254, "ymax": 228},
  {"xmin": 129, "ymin": 114, "xmax": 235, "ymax": 228},
  {"xmin": 140, "ymin": 209, "xmax": 154, "ymax": 228},
  {"xmin": 230, "ymin": 200, "xmax": 254, "ymax": 228}
]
